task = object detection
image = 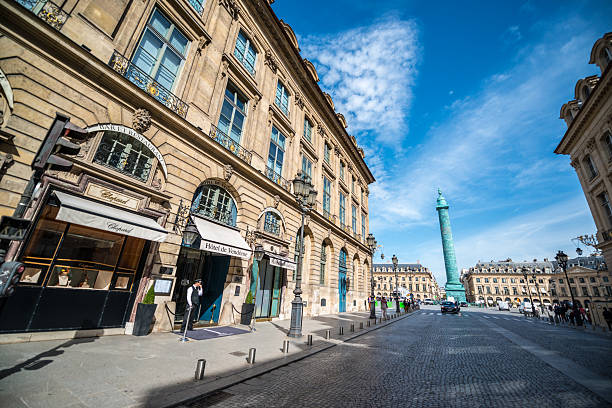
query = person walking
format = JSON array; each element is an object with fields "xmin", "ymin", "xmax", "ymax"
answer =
[
  {"xmin": 381, "ymin": 296, "xmax": 388, "ymax": 319},
  {"xmin": 180, "ymin": 279, "xmax": 203, "ymax": 332},
  {"xmin": 603, "ymin": 307, "xmax": 612, "ymax": 331}
]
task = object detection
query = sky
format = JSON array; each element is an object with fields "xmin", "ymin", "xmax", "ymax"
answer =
[{"xmin": 271, "ymin": 0, "xmax": 612, "ymax": 286}]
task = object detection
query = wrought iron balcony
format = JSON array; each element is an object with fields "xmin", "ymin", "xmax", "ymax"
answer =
[
  {"xmin": 108, "ymin": 51, "xmax": 189, "ymax": 118},
  {"xmin": 187, "ymin": 0, "xmax": 204, "ymax": 15},
  {"xmin": 340, "ymin": 223, "xmax": 351, "ymax": 234},
  {"xmin": 264, "ymin": 166, "xmax": 291, "ymax": 191},
  {"xmin": 14, "ymin": 0, "xmax": 68, "ymax": 30},
  {"xmin": 322, "ymin": 209, "xmax": 335, "ymax": 223},
  {"xmin": 209, "ymin": 124, "xmax": 252, "ymax": 164}
]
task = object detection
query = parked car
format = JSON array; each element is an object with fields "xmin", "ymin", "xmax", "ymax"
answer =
[
  {"xmin": 497, "ymin": 301, "xmax": 510, "ymax": 311},
  {"xmin": 441, "ymin": 301, "xmax": 460, "ymax": 314},
  {"xmin": 423, "ymin": 298, "xmax": 434, "ymax": 305},
  {"xmin": 459, "ymin": 301, "xmax": 468, "ymax": 308},
  {"xmin": 519, "ymin": 301, "xmax": 533, "ymax": 314}
]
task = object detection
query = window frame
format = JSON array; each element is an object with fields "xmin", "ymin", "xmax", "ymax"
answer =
[
  {"xmin": 275, "ymin": 80, "xmax": 290, "ymax": 116},
  {"xmin": 234, "ymin": 29, "xmax": 257, "ymax": 75}
]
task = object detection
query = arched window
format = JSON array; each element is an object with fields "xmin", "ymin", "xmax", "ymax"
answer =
[
  {"xmin": 191, "ymin": 184, "xmax": 237, "ymax": 226},
  {"xmin": 263, "ymin": 211, "xmax": 281, "ymax": 235},
  {"xmin": 339, "ymin": 249, "xmax": 347, "ymax": 272},
  {"xmin": 320, "ymin": 243, "xmax": 327, "ymax": 285},
  {"xmin": 94, "ymin": 130, "xmax": 155, "ymax": 182}
]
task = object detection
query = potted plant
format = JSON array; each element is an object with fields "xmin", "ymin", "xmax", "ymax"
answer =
[
  {"xmin": 241, "ymin": 290, "xmax": 255, "ymax": 325},
  {"xmin": 133, "ymin": 285, "xmax": 157, "ymax": 336}
]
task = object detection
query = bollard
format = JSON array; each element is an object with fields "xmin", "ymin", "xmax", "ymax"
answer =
[
  {"xmin": 325, "ymin": 329, "xmax": 331, "ymax": 339},
  {"xmin": 248, "ymin": 348, "xmax": 256, "ymax": 364},
  {"xmin": 307, "ymin": 334, "xmax": 313, "ymax": 346},
  {"xmin": 360, "ymin": 322, "xmax": 364, "ymax": 330},
  {"xmin": 283, "ymin": 340, "xmax": 290, "ymax": 353},
  {"xmin": 339, "ymin": 326, "xmax": 344, "ymax": 335},
  {"xmin": 195, "ymin": 359, "xmax": 206, "ymax": 380},
  {"xmin": 367, "ymin": 320, "xmax": 371, "ymax": 327},
  {"xmin": 350, "ymin": 323, "xmax": 355, "ymax": 332}
]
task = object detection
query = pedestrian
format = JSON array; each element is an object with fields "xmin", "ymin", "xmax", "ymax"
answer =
[
  {"xmin": 180, "ymin": 279, "xmax": 203, "ymax": 332},
  {"xmin": 603, "ymin": 307, "xmax": 612, "ymax": 331},
  {"xmin": 404, "ymin": 298, "xmax": 409, "ymax": 313},
  {"xmin": 381, "ymin": 296, "xmax": 388, "ymax": 319},
  {"xmin": 579, "ymin": 306, "xmax": 587, "ymax": 325},
  {"xmin": 569, "ymin": 310, "xmax": 575, "ymax": 326}
]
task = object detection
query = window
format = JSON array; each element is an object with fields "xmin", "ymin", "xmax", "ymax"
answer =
[
  {"xmin": 339, "ymin": 192, "xmax": 346, "ymax": 226},
  {"xmin": 476, "ymin": 278, "xmax": 481, "ymax": 283},
  {"xmin": 94, "ymin": 131, "xmax": 155, "ymax": 182},
  {"xmin": 579, "ymin": 277, "xmax": 585, "ymax": 283},
  {"xmin": 584, "ymin": 154, "xmax": 598, "ymax": 179},
  {"xmin": 351, "ymin": 205, "xmax": 357, "ymax": 233},
  {"xmin": 303, "ymin": 118, "xmax": 313, "ymax": 143},
  {"xmin": 486, "ymin": 286, "xmax": 491, "ymax": 294},
  {"xmin": 604, "ymin": 276, "xmax": 609, "ymax": 282},
  {"xmin": 512, "ymin": 287, "xmax": 518, "ymax": 295},
  {"xmin": 132, "ymin": 9, "xmax": 189, "ymax": 92},
  {"xmin": 484, "ymin": 278, "xmax": 489, "ymax": 283},
  {"xmin": 320, "ymin": 243, "xmax": 327, "ymax": 285},
  {"xmin": 351, "ymin": 177, "xmax": 355, "ymax": 193},
  {"xmin": 477, "ymin": 286, "xmax": 483, "ymax": 294},
  {"xmin": 590, "ymin": 277, "xmax": 596, "ymax": 283},
  {"xmin": 340, "ymin": 161, "xmax": 345, "ymax": 182},
  {"xmin": 218, "ymin": 84, "xmax": 248, "ymax": 143},
  {"xmin": 234, "ymin": 30, "xmax": 257, "ymax": 75},
  {"xmin": 559, "ymin": 278, "xmax": 564, "ymax": 283},
  {"xmin": 503, "ymin": 287, "xmax": 509, "ymax": 295},
  {"xmin": 275, "ymin": 81, "xmax": 290, "ymax": 115},
  {"xmin": 323, "ymin": 177, "xmax": 331, "ymax": 215},
  {"xmin": 501, "ymin": 278, "xmax": 507, "ymax": 283},
  {"xmin": 191, "ymin": 184, "xmax": 238, "ymax": 226},
  {"xmin": 538, "ymin": 279, "xmax": 544, "ymax": 284},
  {"xmin": 302, "ymin": 156, "xmax": 313, "ymax": 180},
  {"xmin": 598, "ymin": 192, "xmax": 612, "ymax": 227},
  {"xmin": 360, "ymin": 187, "xmax": 364, "ymax": 204},
  {"xmin": 569, "ymin": 278, "xmax": 575, "ymax": 284},
  {"xmin": 263, "ymin": 211, "xmax": 281, "ymax": 235},
  {"xmin": 361, "ymin": 213, "xmax": 366, "ymax": 239},
  {"xmin": 324, "ymin": 143, "xmax": 331, "ymax": 164},
  {"xmin": 603, "ymin": 132, "xmax": 612, "ymax": 162},
  {"xmin": 593, "ymin": 286, "xmax": 600, "ymax": 296},
  {"xmin": 581, "ymin": 286, "xmax": 589, "ymax": 296},
  {"xmin": 492, "ymin": 278, "xmax": 498, "ymax": 283},
  {"xmin": 266, "ymin": 126, "xmax": 286, "ymax": 183}
]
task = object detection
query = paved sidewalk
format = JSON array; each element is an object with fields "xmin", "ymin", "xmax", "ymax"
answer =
[{"xmin": 0, "ymin": 309, "xmax": 413, "ymax": 408}]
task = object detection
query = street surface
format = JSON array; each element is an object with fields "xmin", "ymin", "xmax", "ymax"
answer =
[{"xmin": 184, "ymin": 305, "xmax": 612, "ymax": 408}]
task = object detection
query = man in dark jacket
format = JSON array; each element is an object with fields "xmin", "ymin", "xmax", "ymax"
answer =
[{"xmin": 181, "ymin": 279, "xmax": 202, "ymax": 332}]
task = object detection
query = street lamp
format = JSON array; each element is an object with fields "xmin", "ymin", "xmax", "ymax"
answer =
[
  {"xmin": 366, "ymin": 233, "xmax": 377, "ymax": 319},
  {"xmin": 288, "ymin": 171, "xmax": 317, "ymax": 338},
  {"xmin": 555, "ymin": 250, "xmax": 582, "ymax": 326},
  {"xmin": 182, "ymin": 221, "xmax": 199, "ymax": 247},
  {"xmin": 392, "ymin": 254, "xmax": 400, "ymax": 313},
  {"xmin": 521, "ymin": 266, "xmax": 535, "ymax": 317}
]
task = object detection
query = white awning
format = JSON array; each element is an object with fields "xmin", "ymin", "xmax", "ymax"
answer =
[
  {"xmin": 268, "ymin": 252, "xmax": 297, "ymax": 271},
  {"xmin": 191, "ymin": 215, "xmax": 251, "ymax": 259},
  {"xmin": 53, "ymin": 191, "xmax": 167, "ymax": 242}
]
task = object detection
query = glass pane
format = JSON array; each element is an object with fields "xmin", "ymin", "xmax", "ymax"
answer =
[
  {"xmin": 169, "ymin": 28, "xmax": 188, "ymax": 56},
  {"xmin": 115, "ymin": 275, "xmax": 131, "ymax": 290},
  {"xmin": 118, "ymin": 237, "xmax": 145, "ymax": 270},
  {"xmin": 218, "ymin": 100, "xmax": 233, "ymax": 134},
  {"xmin": 150, "ymin": 9, "xmax": 171, "ymax": 37},
  {"xmin": 235, "ymin": 31, "xmax": 246, "ymax": 59},
  {"xmin": 23, "ymin": 205, "xmax": 64, "ymax": 260},
  {"xmin": 132, "ymin": 31, "xmax": 163, "ymax": 75},
  {"xmin": 155, "ymin": 50, "xmax": 181, "ymax": 90},
  {"xmin": 56, "ymin": 225, "xmax": 124, "ymax": 266},
  {"xmin": 19, "ymin": 264, "xmax": 46, "ymax": 284},
  {"xmin": 277, "ymin": 133, "xmax": 286, "ymax": 150},
  {"xmin": 271, "ymin": 127, "xmax": 279, "ymax": 143}
]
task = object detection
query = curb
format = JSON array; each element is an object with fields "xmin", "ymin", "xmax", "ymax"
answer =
[{"xmin": 165, "ymin": 310, "xmax": 418, "ymax": 408}]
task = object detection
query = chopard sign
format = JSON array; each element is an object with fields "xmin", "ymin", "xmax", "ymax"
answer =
[
  {"xmin": 106, "ymin": 222, "xmax": 134, "ymax": 235},
  {"xmin": 85, "ymin": 183, "xmax": 140, "ymax": 210},
  {"xmin": 86, "ymin": 123, "xmax": 168, "ymax": 178}
]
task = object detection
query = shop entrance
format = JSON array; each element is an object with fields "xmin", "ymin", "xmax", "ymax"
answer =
[
  {"xmin": 339, "ymin": 249, "xmax": 348, "ymax": 313},
  {"xmin": 173, "ymin": 247, "xmax": 230, "ymax": 324},
  {"xmin": 254, "ymin": 258, "xmax": 283, "ymax": 319}
]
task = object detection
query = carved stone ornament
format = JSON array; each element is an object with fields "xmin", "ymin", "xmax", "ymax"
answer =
[
  {"xmin": 219, "ymin": 0, "xmax": 240, "ymax": 20},
  {"xmin": 0, "ymin": 152, "xmax": 14, "ymax": 175},
  {"xmin": 570, "ymin": 159, "xmax": 581, "ymax": 170},
  {"xmin": 0, "ymin": 67, "xmax": 14, "ymax": 130},
  {"xmin": 252, "ymin": 95, "xmax": 261, "ymax": 112},
  {"xmin": 197, "ymin": 36, "xmax": 211, "ymax": 54},
  {"xmin": 585, "ymin": 139, "xmax": 595, "ymax": 152},
  {"xmin": 223, "ymin": 164, "xmax": 233, "ymax": 181},
  {"xmin": 245, "ymin": 227, "xmax": 256, "ymax": 246},
  {"xmin": 76, "ymin": 136, "xmax": 95, "ymax": 159},
  {"xmin": 342, "ymin": 238, "xmax": 347, "ymax": 249},
  {"xmin": 273, "ymin": 194, "xmax": 280, "ymax": 208},
  {"xmin": 304, "ymin": 214, "xmax": 310, "ymax": 226},
  {"xmin": 265, "ymin": 50, "xmax": 279, "ymax": 74},
  {"xmin": 132, "ymin": 108, "xmax": 152, "ymax": 134},
  {"xmin": 327, "ymin": 228, "xmax": 332, "ymax": 238},
  {"xmin": 295, "ymin": 92, "xmax": 305, "ymax": 110},
  {"xmin": 317, "ymin": 124, "xmax": 325, "ymax": 137}
]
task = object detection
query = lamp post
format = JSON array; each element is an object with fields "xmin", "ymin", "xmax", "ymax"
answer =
[
  {"xmin": 392, "ymin": 255, "xmax": 400, "ymax": 313},
  {"xmin": 556, "ymin": 250, "xmax": 582, "ymax": 326},
  {"xmin": 288, "ymin": 171, "xmax": 317, "ymax": 338},
  {"xmin": 366, "ymin": 233, "xmax": 377, "ymax": 319},
  {"xmin": 522, "ymin": 267, "xmax": 535, "ymax": 317}
]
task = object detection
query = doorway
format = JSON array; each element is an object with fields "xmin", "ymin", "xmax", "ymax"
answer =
[
  {"xmin": 339, "ymin": 249, "xmax": 347, "ymax": 313},
  {"xmin": 255, "ymin": 258, "xmax": 283, "ymax": 318}
]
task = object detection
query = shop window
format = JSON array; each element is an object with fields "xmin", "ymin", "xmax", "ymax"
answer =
[
  {"xmin": 191, "ymin": 184, "xmax": 237, "ymax": 226},
  {"xmin": 56, "ymin": 225, "xmax": 124, "ymax": 266},
  {"xmin": 94, "ymin": 131, "xmax": 155, "ymax": 182},
  {"xmin": 21, "ymin": 205, "xmax": 64, "ymax": 261}
]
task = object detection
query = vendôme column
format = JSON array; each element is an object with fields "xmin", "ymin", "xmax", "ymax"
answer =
[{"xmin": 435, "ymin": 189, "xmax": 466, "ymax": 302}]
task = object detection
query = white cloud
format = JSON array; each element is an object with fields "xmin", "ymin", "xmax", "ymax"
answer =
[
  {"xmin": 502, "ymin": 25, "xmax": 522, "ymax": 44},
  {"xmin": 301, "ymin": 17, "xmax": 420, "ymax": 144}
]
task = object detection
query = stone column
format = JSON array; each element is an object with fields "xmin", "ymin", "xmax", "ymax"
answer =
[{"xmin": 436, "ymin": 189, "xmax": 466, "ymax": 302}]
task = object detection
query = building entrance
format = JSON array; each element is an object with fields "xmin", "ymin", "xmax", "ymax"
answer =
[
  {"xmin": 339, "ymin": 249, "xmax": 348, "ymax": 313},
  {"xmin": 254, "ymin": 258, "xmax": 283, "ymax": 319}
]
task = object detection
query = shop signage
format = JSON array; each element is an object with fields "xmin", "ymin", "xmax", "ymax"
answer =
[
  {"xmin": 85, "ymin": 183, "xmax": 140, "ymax": 210},
  {"xmin": 201, "ymin": 240, "xmax": 251, "ymax": 259},
  {"xmin": 86, "ymin": 123, "xmax": 168, "ymax": 178},
  {"xmin": 270, "ymin": 255, "xmax": 297, "ymax": 271}
]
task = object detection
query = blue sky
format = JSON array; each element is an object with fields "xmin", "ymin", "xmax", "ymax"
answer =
[{"xmin": 271, "ymin": 0, "xmax": 611, "ymax": 285}]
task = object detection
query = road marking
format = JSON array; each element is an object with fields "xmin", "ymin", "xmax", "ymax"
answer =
[
  {"xmin": 491, "ymin": 317, "xmax": 499, "ymax": 319},
  {"xmin": 482, "ymin": 319, "xmax": 612, "ymax": 404},
  {"xmin": 482, "ymin": 316, "xmax": 490, "ymax": 319},
  {"xmin": 436, "ymin": 313, "xmax": 442, "ymax": 316}
]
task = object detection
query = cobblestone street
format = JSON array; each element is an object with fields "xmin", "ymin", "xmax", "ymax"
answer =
[{"xmin": 183, "ymin": 306, "xmax": 612, "ymax": 408}]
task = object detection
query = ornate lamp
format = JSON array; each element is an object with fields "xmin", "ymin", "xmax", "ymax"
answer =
[
  {"xmin": 182, "ymin": 221, "xmax": 199, "ymax": 247},
  {"xmin": 254, "ymin": 244, "xmax": 265, "ymax": 262},
  {"xmin": 292, "ymin": 170, "xmax": 306, "ymax": 197}
]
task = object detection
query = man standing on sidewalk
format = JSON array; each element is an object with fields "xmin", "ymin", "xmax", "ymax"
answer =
[
  {"xmin": 181, "ymin": 279, "xmax": 203, "ymax": 332},
  {"xmin": 603, "ymin": 307, "xmax": 612, "ymax": 331}
]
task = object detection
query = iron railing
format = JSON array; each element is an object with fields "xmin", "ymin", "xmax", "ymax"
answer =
[
  {"xmin": 14, "ymin": 0, "xmax": 68, "ymax": 30},
  {"xmin": 322, "ymin": 209, "xmax": 335, "ymax": 224},
  {"xmin": 209, "ymin": 124, "xmax": 253, "ymax": 164},
  {"xmin": 108, "ymin": 51, "xmax": 189, "ymax": 118},
  {"xmin": 264, "ymin": 166, "xmax": 291, "ymax": 191},
  {"xmin": 187, "ymin": 0, "xmax": 204, "ymax": 15}
]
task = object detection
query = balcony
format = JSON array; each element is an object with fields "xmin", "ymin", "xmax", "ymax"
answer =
[
  {"xmin": 322, "ymin": 209, "xmax": 336, "ymax": 224},
  {"xmin": 209, "ymin": 124, "xmax": 253, "ymax": 164},
  {"xmin": 15, "ymin": 0, "xmax": 68, "ymax": 30},
  {"xmin": 340, "ymin": 223, "xmax": 351, "ymax": 235},
  {"xmin": 109, "ymin": 51, "xmax": 189, "ymax": 119},
  {"xmin": 187, "ymin": 0, "xmax": 204, "ymax": 15},
  {"xmin": 264, "ymin": 166, "xmax": 291, "ymax": 191}
]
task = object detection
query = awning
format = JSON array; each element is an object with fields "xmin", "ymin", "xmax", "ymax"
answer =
[
  {"xmin": 267, "ymin": 252, "xmax": 297, "ymax": 271},
  {"xmin": 53, "ymin": 191, "xmax": 167, "ymax": 242},
  {"xmin": 191, "ymin": 215, "xmax": 251, "ymax": 259}
]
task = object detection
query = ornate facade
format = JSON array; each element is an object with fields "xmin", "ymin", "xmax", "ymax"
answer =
[
  {"xmin": 555, "ymin": 33, "xmax": 612, "ymax": 268},
  {"xmin": 0, "ymin": 0, "xmax": 374, "ymax": 336},
  {"xmin": 372, "ymin": 263, "xmax": 440, "ymax": 301}
]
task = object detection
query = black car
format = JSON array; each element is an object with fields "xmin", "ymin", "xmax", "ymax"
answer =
[{"xmin": 441, "ymin": 301, "xmax": 460, "ymax": 314}]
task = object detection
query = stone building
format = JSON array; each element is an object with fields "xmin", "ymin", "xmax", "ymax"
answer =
[
  {"xmin": 549, "ymin": 255, "xmax": 611, "ymax": 309},
  {"xmin": 0, "ymin": 0, "xmax": 374, "ymax": 336},
  {"xmin": 372, "ymin": 263, "xmax": 440, "ymax": 301},
  {"xmin": 555, "ymin": 33, "xmax": 612, "ymax": 268},
  {"xmin": 461, "ymin": 259, "xmax": 556, "ymax": 307}
]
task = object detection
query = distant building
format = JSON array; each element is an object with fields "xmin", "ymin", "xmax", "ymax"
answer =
[{"xmin": 372, "ymin": 263, "xmax": 440, "ymax": 300}]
